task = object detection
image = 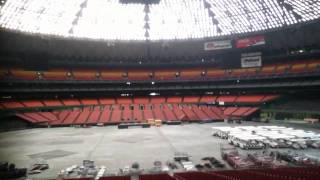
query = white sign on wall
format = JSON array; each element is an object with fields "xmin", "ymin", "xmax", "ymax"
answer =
[
  {"xmin": 204, "ymin": 40, "xmax": 232, "ymax": 51},
  {"xmin": 241, "ymin": 52, "xmax": 262, "ymax": 68}
]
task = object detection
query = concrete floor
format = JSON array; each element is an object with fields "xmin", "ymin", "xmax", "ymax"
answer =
[{"xmin": 0, "ymin": 122, "xmax": 320, "ymax": 179}]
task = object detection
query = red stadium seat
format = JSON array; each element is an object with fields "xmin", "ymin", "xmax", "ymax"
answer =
[
  {"xmin": 116, "ymin": 97, "xmax": 132, "ymax": 104},
  {"xmin": 1, "ymin": 101, "xmax": 25, "ymax": 108},
  {"xmin": 150, "ymin": 97, "xmax": 166, "ymax": 103},
  {"xmin": 181, "ymin": 106, "xmax": 199, "ymax": 120},
  {"xmin": 199, "ymin": 96, "xmax": 216, "ymax": 103},
  {"xmin": 99, "ymin": 98, "xmax": 116, "ymax": 105},
  {"xmin": 99, "ymin": 107, "xmax": 112, "ymax": 124},
  {"xmin": 167, "ymin": 96, "xmax": 183, "ymax": 103},
  {"xmin": 21, "ymin": 100, "xmax": 44, "ymax": 107},
  {"xmin": 110, "ymin": 110, "xmax": 122, "ymax": 123},
  {"xmin": 191, "ymin": 106, "xmax": 210, "ymax": 121},
  {"xmin": 62, "ymin": 99, "xmax": 81, "ymax": 106},
  {"xmin": 231, "ymin": 107, "xmax": 251, "ymax": 116},
  {"xmin": 42, "ymin": 99, "xmax": 63, "ymax": 107},
  {"xmin": 62, "ymin": 110, "xmax": 81, "ymax": 125},
  {"xmin": 223, "ymin": 107, "xmax": 238, "ymax": 116},
  {"xmin": 235, "ymin": 95, "xmax": 265, "ymax": 103},
  {"xmin": 162, "ymin": 107, "xmax": 178, "ymax": 121},
  {"xmin": 80, "ymin": 98, "xmax": 99, "ymax": 105},
  {"xmin": 133, "ymin": 97, "xmax": 150, "ymax": 104},
  {"xmin": 183, "ymin": 96, "xmax": 200, "ymax": 103},
  {"xmin": 217, "ymin": 95, "xmax": 237, "ymax": 103},
  {"xmin": 143, "ymin": 109, "xmax": 154, "ymax": 120}
]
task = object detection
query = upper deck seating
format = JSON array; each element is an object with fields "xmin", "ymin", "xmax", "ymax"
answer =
[{"xmin": 72, "ymin": 70, "xmax": 97, "ymax": 80}]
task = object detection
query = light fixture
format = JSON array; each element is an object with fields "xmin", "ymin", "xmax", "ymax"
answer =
[
  {"xmin": 149, "ymin": 92, "xmax": 159, "ymax": 96},
  {"xmin": 0, "ymin": 0, "xmax": 318, "ymax": 40}
]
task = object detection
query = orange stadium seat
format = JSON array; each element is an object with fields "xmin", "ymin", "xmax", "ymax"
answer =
[
  {"xmin": 290, "ymin": 62, "xmax": 307, "ymax": 73},
  {"xmin": 100, "ymin": 70, "xmax": 125, "ymax": 80},
  {"xmin": 180, "ymin": 68, "xmax": 203, "ymax": 79},
  {"xmin": 42, "ymin": 69, "xmax": 68, "ymax": 80},
  {"xmin": 259, "ymin": 65, "xmax": 275, "ymax": 75},
  {"xmin": 10, "ymin": 69, "xmax": 38, "ymax": 80},
  {"xmin": 127, "ymin": 70, "xmax": 151, "ymax": 80},
  {"xmin": 230, "ymin": 68, "xmax": 247, "ymax": 77},
  {"xmin": 206, "ymin": 68, "xmax": 226, "ymax": 78},
  {"xmin": 246, "ymin": 68, "xmax": 259, "ymax": 75},
  {"xmin": 275, "ymin": 63, "xmax": 289, "ymax": 74},
  {"xmin": 154, "ymin": 69, "xmax": 177, "ymax": 80},
  {"xmin": 72, "ymin": 70, "xmax": 97, "ymax": 80},
  {"xmin": 306, "ymin": 60, "xmax": 320, "ymax": 72}
]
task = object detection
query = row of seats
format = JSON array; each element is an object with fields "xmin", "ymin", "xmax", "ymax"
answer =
[
  {"xmin": 1, "ymin": 60, "xmax": 319, "ymax": 81},
  {"xmin": 0, "ymin": 95, "xmax": 278, "ymax": 109},
  {"xmin": 69, "ymin": 166, "xmax": 320, "ymax": 180},
  {"xmin": 16, "ymin": 105, "xmax": 259, "ymax": 125}
]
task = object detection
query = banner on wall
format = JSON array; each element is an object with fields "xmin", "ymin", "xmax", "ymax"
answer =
[
  {"xmin": 241, "ymin": 52, "xmax": 262, "ymax": 68},
  {"xmin": 236, "ymin": 35, "xmax": 265, "ymax": 48},
  {"xmin": 204, "ymin": 40, "xmax": 232, "ymax": 51}
]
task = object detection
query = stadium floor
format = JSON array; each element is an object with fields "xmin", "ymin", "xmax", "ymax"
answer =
[{"xmin": 0, "ymin": 122, "xmax": 320, "ymax": 179}]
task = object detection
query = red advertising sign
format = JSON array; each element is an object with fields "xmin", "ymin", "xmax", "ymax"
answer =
[{"xmin": 236, "ymin": 35, "xmax": 265, "ymax": 48}]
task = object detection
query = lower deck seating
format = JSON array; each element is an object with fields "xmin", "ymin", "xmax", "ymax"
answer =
[
  {"xmin": 16, "ymin": 105, "xmax": 259, "ymax": 125},
  {"xmin": 1, "ymin": 95, "xmax": 278, "ymax": 110},
  {"xmin": 62, "ymin": 167, "xmax": 320, "ymax": 180}
]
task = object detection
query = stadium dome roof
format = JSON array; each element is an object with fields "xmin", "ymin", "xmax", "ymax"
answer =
[{"xmin": 0, "ymin": 0, "xmax": 319, "ymax": 41}]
